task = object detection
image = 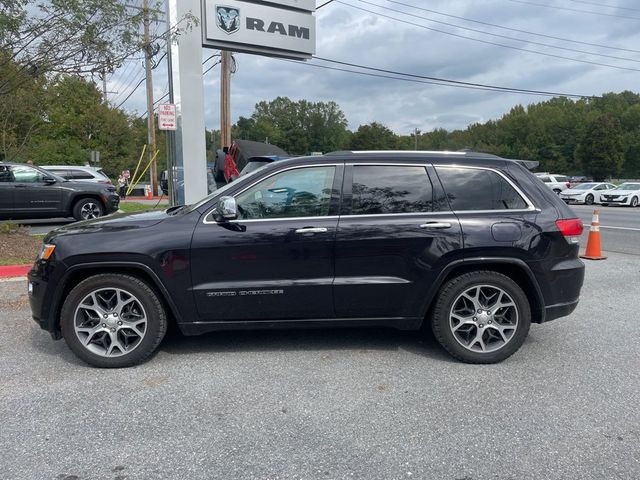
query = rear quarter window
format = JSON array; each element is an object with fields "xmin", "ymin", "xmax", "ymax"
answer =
[{"xmin": 436, "ymin": 167, "xmax": 528, "ymax": 211}]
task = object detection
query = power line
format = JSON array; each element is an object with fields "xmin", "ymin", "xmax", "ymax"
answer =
[
  {"xmin": 570, "ymin": 0, "xmax": 640, "ymax": 12},
  {"xmin": 355, "ymin": 0, "xmax": 640, "ymax": 64},
  {"xmin": 317, "ymin": 0, "xmax": 335, "ymax": 9},
  {"xmin": 337, "ymin": 1, "xmax": 640, "ymax": 73},
  {"xmin": 507, "ymin": 0, "xmax": 640, "ymax": 21},
  {"xmin": 116, "ymin": 76, "xmax": 146, "ymax": 109},
  {"xmin": 381, "ymin": 0, "xmax": 640, "ymax": 54},
  {"xmin": 310, "ymin": 56, "xmax": 594, "ymax": 97}
]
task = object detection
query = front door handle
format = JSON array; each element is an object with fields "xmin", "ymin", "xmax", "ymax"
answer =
[
  {"xmin": 419, "ymin": 222, "xmax": 452, "ymax": 229},
  {"xmin": 295, "ymin": 227, "xmax": 328, "ymax": 234}
]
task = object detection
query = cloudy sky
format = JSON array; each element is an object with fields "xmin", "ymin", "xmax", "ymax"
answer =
[{"xmin": 108, "ymin": 0, "xmax": 640, "ymax": 135}]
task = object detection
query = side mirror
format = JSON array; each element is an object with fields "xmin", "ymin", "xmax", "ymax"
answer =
[
  {"xmin": 216, "ymin": 196, "xmax": 237, "ymax": 221},
  {"xmin": 43, "ymin": 176, "xmax": 56, "ymax": 184}
]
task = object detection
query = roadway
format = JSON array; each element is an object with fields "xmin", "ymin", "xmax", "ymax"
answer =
[{"xmin": 570, "ymin": 205, "xmax": 640, "ymax": 256}]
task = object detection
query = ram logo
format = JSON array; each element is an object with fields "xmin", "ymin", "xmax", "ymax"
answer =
[{"xmin": 216, "ymin": 5, "xmax": 240, "ymax": 35}]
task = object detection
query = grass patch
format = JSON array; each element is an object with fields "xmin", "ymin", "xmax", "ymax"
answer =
[{"xmin": 118, "ymin": 202, "xmax": 164, "ymax": 214}]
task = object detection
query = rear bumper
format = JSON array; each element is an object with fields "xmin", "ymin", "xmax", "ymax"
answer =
[
  {"xmin": 537, "ymin": 257, "xmax": 585, "ymax": 323},
  {"xmin": 544, "ymin": 299, "xmax": 579, "ymax": 322}
]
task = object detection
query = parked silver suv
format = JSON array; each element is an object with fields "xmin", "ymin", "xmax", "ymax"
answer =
[{"xmin": 41, "ymin": 165, "xmax": 112, "ymax": 185}]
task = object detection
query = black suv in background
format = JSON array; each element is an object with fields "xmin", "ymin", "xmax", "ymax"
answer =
[
  {"xmin": 0, "ymin": 162, "xmax": 119, "ymax": 221},
  {"xmin": 28, "ymin": 151, "xmax": 585, "ymax": 367}
]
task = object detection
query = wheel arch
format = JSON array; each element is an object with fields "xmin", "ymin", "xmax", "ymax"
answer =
[
  {"xmin": 69, "ymin": 193, "xmax": 107, "ymax": 214},
  {"xmin": 48, "ymin": 262, "xmax": 182, "ymax": 338},
  {"xmin": 420, "ymin": 258, "xmax": 545, "ymax": 327}
]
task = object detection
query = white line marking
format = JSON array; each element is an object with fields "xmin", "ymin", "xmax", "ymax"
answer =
[{"xmin": 599, "ymin": 225, "xmax": 640, "ymax": 232}]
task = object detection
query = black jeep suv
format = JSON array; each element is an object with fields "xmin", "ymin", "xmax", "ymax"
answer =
[
  {"xmin": 28, "ymin": 151, "xmax": 585, "ymax": 367},
  {"xmin": 0, "ymin": 162, "xmax": 119, "ymax": 221}
]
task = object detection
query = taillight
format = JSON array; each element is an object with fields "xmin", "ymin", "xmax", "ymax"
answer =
[{"xmin": 555, "ymin": 218, "xmax": 583, "ymax": 244}]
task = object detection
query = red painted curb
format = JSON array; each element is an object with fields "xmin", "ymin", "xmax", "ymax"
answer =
[{"xmin": 0, "ymin": 264, "xmax": 31, "ymax": 278}]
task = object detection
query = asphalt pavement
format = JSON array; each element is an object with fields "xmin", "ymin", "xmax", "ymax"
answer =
[{"xmin": 1, "ymin": 253, "xmax": 639, "ymax": 479}]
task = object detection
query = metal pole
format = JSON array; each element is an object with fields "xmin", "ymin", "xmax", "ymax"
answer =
[{"xmin": 144, "ymin": 0, "xmax": 158, "ymax": 196}]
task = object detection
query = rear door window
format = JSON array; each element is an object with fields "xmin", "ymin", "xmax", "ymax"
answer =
[
  {"xmin": 350, "ymin": 165, "xmax": 434, "ymax": 215},
  {"xmin": 436, "ymin": 167, "xmax": 528, "ymax": 211},
  {"xmin": 68, "ymin": 169, "xmax": 95, "ymax": 180}
]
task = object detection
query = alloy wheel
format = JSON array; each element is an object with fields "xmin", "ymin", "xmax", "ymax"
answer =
[
  {"xmin": 73, "ymin": 288, "xmax": 147, "ymax": 357},
  {"xmin": 80, "ymin": 202, "xmax": 101, "ymax": 219},
  {"xmin": 449, "ymin": 285, "xmax": 518, "ymax": 353}
]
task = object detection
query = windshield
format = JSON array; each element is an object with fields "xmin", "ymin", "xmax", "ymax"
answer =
[
  {"xmin": 572, "ymin": 183, "xmax": 597, "ymax": 190},
  {"xmin": 615, "ymin": 183, "xmax": 640, "ymax": 190}
]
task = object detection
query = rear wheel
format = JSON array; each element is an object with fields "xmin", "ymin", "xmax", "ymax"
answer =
[
  {"xmin": 431, "ymin": 271, "xmax": 531, "ymax": 363},
  {"xmin": 73, "ymin": 198, "xmax": 104, "ymax": 221},
  {"xmin": 585, "ymin": 194, "xmax": 594, "ymax": 205},
  {"xmin": 60, "ymin": 274, "xmax": 167, "ymax": 368}
]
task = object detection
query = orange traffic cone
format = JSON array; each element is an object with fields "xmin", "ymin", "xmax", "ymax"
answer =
[{"xmin": 580, "ymin": 209, "xmax": 606, "ymax": 260}]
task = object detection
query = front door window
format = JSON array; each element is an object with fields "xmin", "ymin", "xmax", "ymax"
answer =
[{"xmin": 235, "ymin": 166, "xmax": 336, "ymax": 220}]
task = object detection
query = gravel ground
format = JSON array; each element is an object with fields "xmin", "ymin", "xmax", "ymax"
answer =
[{"xmin": 0, "ymin": 254, "xmax": 639, "ymax": 480}]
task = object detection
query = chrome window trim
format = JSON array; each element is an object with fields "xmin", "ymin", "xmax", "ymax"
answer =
[{"xmin": 203, "ymin": 163, "xmax": 341, "ymax": 224}]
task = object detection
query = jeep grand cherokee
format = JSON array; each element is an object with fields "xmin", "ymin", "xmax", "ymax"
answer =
[{"xmin": 28, "ymin": 151, "xmax": 585, "ymax": 367}]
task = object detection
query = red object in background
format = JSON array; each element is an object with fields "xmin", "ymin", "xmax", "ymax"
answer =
[{"xmin": 224, "ymin": 142, "xmax": 240, "ymax": 182}]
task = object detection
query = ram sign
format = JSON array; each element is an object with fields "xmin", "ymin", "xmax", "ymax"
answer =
[{"xmin": 202, "ymin": 0, "xmax": 316, "ymax": 59}]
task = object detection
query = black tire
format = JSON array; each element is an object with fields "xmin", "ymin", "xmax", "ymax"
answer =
[
  {"xmin": 431, "ymin": 271, "xmax": 531, "ymax": 364},
  {"xmin": 72, "ymin": 197, "xmax": 105, "ymax": 221},
  {"xmin": 631, "ymin": 196, "xmax": 639, "ymax": 208},
  {"xmin": 601, "ymin": 203, "xmax": 608, "ymax": 207},
  {"xmin": 60, "ymin": 274, "xmax": 167, "ymax": 368},
  {"xmin": 585, "ymin": 194, "xmax": 594, "ymax": 205}
]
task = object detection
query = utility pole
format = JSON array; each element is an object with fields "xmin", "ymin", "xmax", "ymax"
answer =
[
  {"xmin": 220, "ymin": 50, "xmax": 232, "ymax": 149},
  {"xmin": 413, "ymin": 128, "xmax": 420, "ymax": 150},
  {"xmin": 101, "ymin": 68, "xmax": 108, "ymax": 105},
  {"xmin": 143, "ymin": 0, "xmax": 158, "ymax": 195}
]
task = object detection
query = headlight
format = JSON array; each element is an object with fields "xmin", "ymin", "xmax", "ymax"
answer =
[{"xmin": 38, "ymin": 244, "xmax": 56, "ymax": 261}]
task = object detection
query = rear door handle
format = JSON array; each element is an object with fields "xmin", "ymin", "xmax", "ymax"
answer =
[
  {"xmin": 419, "ymin": 222, "xmax": 452, "ymax": 229},
  {"xmin": 295, "ymin": 227, "xmax": 328, "ymax": 234}
]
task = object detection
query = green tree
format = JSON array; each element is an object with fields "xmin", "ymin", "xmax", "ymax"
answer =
[
  {"xmin": 232, "ymin": 97, "xmax": 349, "ymax": 154},
  {"xmin": 575, "ymin": 114, "xmax": 624, "ymax": 181},
  {"xmin": 349, "ymin": 122, "xmax": 398, "ymax": 150}
]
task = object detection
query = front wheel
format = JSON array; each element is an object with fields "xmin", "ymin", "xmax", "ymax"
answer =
[
  {"xmin": 60, "ymin": 274, "xmax": 168, "ymax": 368},
  {"xmin": 73, "ymin": 198, "xmax": 104, "ymax": 221},
  {"xmin": 631, "ymin": 196, "xmax": 639, "ymax": 207},
  {"xmin": 431, "ymin": 271, "xmax": 531, "ymax": 363},
  {"xmin": 585, "ymin": 194, "xmax": 594, "ymax": 205}
]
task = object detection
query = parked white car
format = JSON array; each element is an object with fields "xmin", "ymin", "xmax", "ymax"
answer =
[
  {"xmin": 600, "ymin": 183, "xmax": 640, "ymax": 207},
  {"xmin": 40, "ymin": 165, "xmax": 112, "ymax": 185},
  {"xmin": 559, "ymin": 182, "xmax": 617, "ymax": 205},
  {"xmin": 535, "ymin": 173, "xmax": 571, "ymax": 194}
]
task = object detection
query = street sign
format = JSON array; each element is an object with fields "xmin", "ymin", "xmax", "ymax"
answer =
[
  {"xmin": 158, "ymin": 103, "xmax": 177, "ymax": 131},
  {"xmin": 202, "ymin": 0, "xmax": 316, "ymax": 60}
]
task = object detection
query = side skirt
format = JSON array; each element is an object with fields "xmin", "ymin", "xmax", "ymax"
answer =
[{"xmin": 179, "ymin": 317, "xmax": 423, "ymax": 336}]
